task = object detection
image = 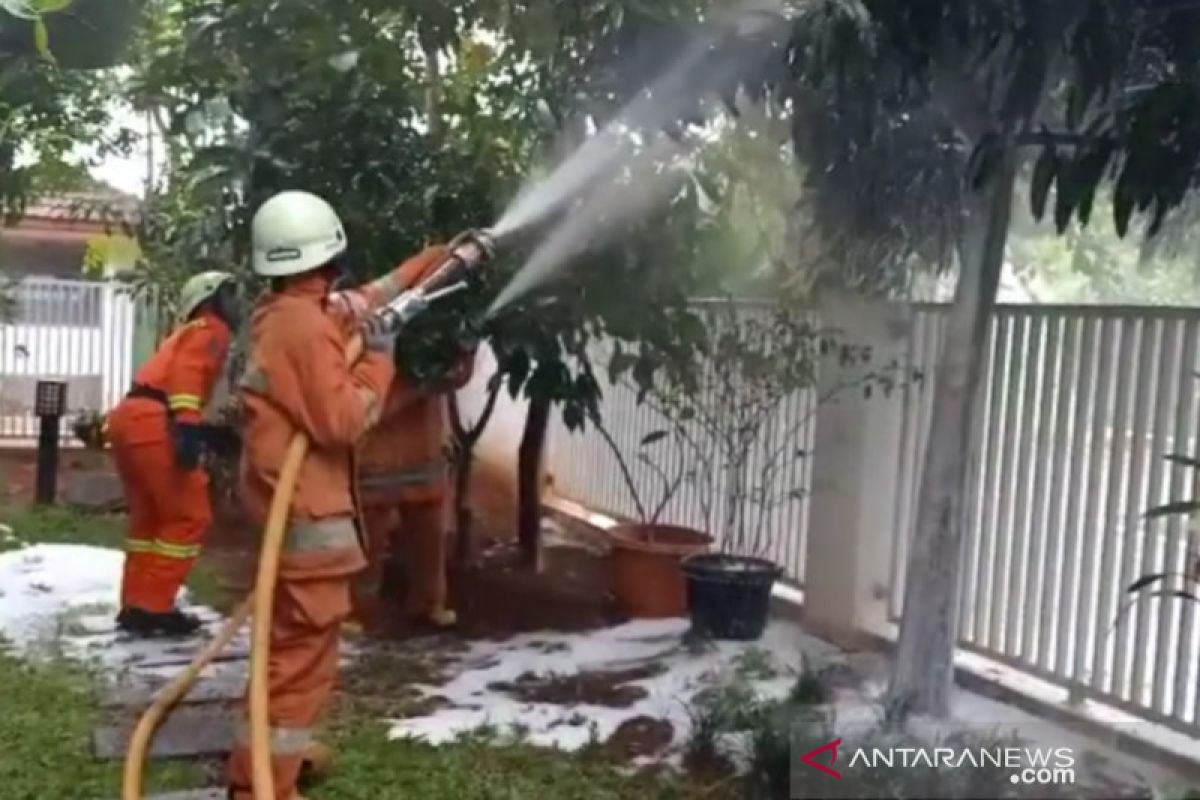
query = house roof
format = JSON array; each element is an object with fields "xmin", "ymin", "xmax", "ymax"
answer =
[{"xmin": 20, "ymin": 186, "xmax": 141, "ymax": 229}]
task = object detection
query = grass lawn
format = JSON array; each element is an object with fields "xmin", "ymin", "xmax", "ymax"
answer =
[
  {"xmin": 311, "ymin": 719, "xmax": 723, "ymax": 800},
  {"xmin": 0, "ymin": 649, "xmax": 208, "ymax": 800},
  {"xmin": 0, "ymin": 503, "xmax": 730, "ymax": 799}
]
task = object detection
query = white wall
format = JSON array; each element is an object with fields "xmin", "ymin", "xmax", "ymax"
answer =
[{"xmin": 454, "ymin": 344, "xmax": 533, "ymax": 539}]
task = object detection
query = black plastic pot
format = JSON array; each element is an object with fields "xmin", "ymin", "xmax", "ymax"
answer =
[{"xmin": 682, "ymin": 553, "xmax": 783, "ymax": 641}]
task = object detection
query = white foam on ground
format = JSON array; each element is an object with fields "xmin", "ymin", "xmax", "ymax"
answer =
[
  {"xmin": 389, "ymin": 618, "xmax": 842, "ymax": 752},
  {"xmin": 0, "ymin": 544, "xmax": 248, "ymax": 678}
]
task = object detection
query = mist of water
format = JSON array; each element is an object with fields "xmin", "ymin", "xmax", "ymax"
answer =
[
  {"xmin": 488, "ymin": 12, "xmax": 740, "ymax": 241},
  {"xmin": 487, "ymin": 135, "xmax": 694, "ymax": 316},
  {"xmin": 484, "ymin": 2, "xmax": 784, "ymax": 314}
]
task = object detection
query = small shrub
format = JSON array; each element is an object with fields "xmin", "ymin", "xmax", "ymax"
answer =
[
  {"xmin": 749, "ymin": 702, "xmax": 834, "ymax": 800},
  {"xmin": 734, "ymin": 648, "xmax": 779, "ymax": 682},
  {"xmin": 788, "ymin": 666, "xmax": 829, "ymax": 706},
  {"xmin": 71, "ymin": 410, "xmax": 106, "ymax": 451}
]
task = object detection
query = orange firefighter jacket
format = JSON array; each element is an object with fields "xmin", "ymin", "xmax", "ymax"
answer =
[
  {"xmin": 108, "ymin": 310, "xmax": 232, "ymax": 444},
  {"xmin": 236, "ymin": 246, "xmax": 451, "ymax": 578},
  {"xmin": 356, "ymin": 354, "xmax": 475, "ymax": 507},
  {"xmin": 238, "ymin": 271, "xmax": 394, "ymax": 579},
  {"xmin": 354, "ymin": 246, "xmax": 475, "ymax": 507}
]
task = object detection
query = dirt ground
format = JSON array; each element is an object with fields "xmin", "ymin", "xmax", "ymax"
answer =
[{"xmin": 488, "ymin": 663, "xmax": 664, "ymax": 708}]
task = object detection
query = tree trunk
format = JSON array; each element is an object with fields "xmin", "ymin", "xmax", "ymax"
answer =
[
  {"xmin": 453, "ymin": 448, "xmax": 475, "ymax": 567},
  {"xmin": 448, "ymin": 382, "xmax": 502, "ymax": 568},
  {"xmin": 517, "ymin": 395, "xmax": 551, "ymax": 569},
  {"xmin": 888, "ymin": 151, "xmax": 1018, "ymax": 718}
]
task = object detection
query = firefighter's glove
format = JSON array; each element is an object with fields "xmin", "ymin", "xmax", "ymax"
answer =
[
  {"xmin": 172, "ymin": 423, "xmax": 204, "ymax": 470},
  {"xmin": 200, "ymin": 424, "xmax": 241, "ymax": 458},
  {"xmin": 361, "ymin": 315, "xmax": 397, "ymax": 359}
]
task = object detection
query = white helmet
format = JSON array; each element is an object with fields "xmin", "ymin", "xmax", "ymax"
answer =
[
  {"xmin": 251, "ymin": 190, "xmax": 347, "ymax": 277},
  {"xmin": 179, "ymin": 271, "xmax": 234, "ymax": 319}
]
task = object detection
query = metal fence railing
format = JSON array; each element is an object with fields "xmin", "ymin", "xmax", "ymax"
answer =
[
  {"xmin": 891, "ymin": 304, "xmax": 1200, "ymax": 737},
  {"xmin": 0, "ymin": 276, "xmax": 139, "ymax": 442}
]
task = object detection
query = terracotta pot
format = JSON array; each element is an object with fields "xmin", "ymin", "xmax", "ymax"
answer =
[{"xmin": 608, "ymin": 524, "xmax": 712, "ymax": 618}]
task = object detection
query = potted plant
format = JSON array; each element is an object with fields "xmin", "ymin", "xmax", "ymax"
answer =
[
  {"xmin": 612, "ymin": 300, "xmax": 907, "ymax": 640},
  {"xmin": 594, "ymin": 418, "xmax": 713, "ymax": 619},
  {"xmin": 71, "ymin": 409, "xmax": 107, "ymax": 451}
]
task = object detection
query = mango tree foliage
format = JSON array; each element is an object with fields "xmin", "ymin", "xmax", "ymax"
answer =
[{"xmin": 0, "ymin": 0, "xmax": 137, "ymax": 67}]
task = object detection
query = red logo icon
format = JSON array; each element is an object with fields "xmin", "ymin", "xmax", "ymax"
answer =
[{"xmin": 800, "ymin": 738, "xmax": 842, "ymax": 779}]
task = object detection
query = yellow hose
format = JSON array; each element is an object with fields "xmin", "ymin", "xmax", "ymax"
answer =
[
  {"xmin": 120, "ymin": 597, "xmax": 251, "ymax": 800},
  {"xmin": 122, "ymin": 334, "xmax": 365, "ymax": 800},
  {"xmin": 248, "ymin": 431, "xmax": 311, "ymax": 798}
]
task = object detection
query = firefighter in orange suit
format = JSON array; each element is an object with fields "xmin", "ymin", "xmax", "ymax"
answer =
[
  {"xmin": 226, "ymin": 189, "xmax": 452, "ymax": 800},
  {"xmin": 107, "ymin": 270, "xmax": 239, "ymax": 638},
  {"xmin": 354, "ymin": 252, "xmax": 477, "ymax": 632}
]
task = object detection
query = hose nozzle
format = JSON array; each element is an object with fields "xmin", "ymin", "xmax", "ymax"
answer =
[{"xmin": 375, "ymin": 229, "xmax": 498, "ymax": 334}]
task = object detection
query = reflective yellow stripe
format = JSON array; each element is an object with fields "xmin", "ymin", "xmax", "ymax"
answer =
[
  {"xmin": 167, "ymin": 393, "xmax": 202, "ymax": 411},
  {"xmin": 126, "ymin": 538, "xmax": 201, "ymax": 560},
  {"xmin": 234, "ymin": 721, "xmax": 313, "ymax": 754},
  {"xmin": 285, "ymin": 519, "xmax": 359, "ymax": 553}
]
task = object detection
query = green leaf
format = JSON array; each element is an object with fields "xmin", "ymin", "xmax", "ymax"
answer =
[
  {"xmin": 562, "ymin": 403, "xmax": 583, "ymax": 431},
  {"xmin": 34, "ymin": 17, "xmax": 54, "ymax": 62},
  {"xmin": 1144, "ymin": 500, "xmax": 1200, "ymax": 520},
  {"xmin": 1030, "ymin": 145, "xmax": 1056, "ymax": 220},
  {"xmin": 608, "ymin": 349, "xmax": 637, "ymax": 382},
  {"xmin": 1127, "ymin": 573, "xmax": 1169, "ymax": 593},
  {"xmin": 1164, "ymin": 454, "xmax": 1200, "ymax": 470},
  {"xmin": 1147, "ymin": 589, "xmax": 1199, "ymax": 604},
  {"xmin": 640, "ymin": 430, "xmax": 669, "ymax": 447},
  {"xmin": 32, "ymin": 0, "xmax": 75, "ymax": 12}
]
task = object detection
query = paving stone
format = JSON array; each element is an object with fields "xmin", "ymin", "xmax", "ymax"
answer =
[
  {"xmin": 92, "ymin": 705, "xmax": 236, "ymax": 760},
  {"xmin": 100, "ymin": 673, "xmax": 245, "ymax": 709},
  {"xmin": 100, "ymin": 790, "xmax": 226, "ymax": 800},
  {"xmin": 129, "ymin": 649, "xmax": 249, "ymax": 669}
]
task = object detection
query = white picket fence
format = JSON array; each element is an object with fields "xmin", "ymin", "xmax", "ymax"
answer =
[
  {"xmin": 549, "ymin": 301, "xmax": 1200, "ymax": 738},
  {"xmin": 0, "ymin": 277, "xmax": 139, "ymax": 441}
]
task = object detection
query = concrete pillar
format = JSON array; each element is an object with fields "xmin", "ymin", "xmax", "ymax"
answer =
[{"xmin": 803, "ymin": 291, "xmax": 912, "ymax": 645}]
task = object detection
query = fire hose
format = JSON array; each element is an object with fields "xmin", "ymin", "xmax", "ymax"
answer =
[{"xmin": 121, "ymin": 230, "xmax": 496, "ymax": 800}]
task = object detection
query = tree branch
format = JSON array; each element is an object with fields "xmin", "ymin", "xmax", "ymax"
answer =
[{"xmin": 592, "ymin": 414, "xmax": 649, "ymax": 522}]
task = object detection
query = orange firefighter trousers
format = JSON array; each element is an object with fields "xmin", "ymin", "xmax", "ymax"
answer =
[
  {"xmin": 227, "ymin": 575, "xmax": 351, "ymax": 800},
  {"xmin": 358, "ymin": 501, "xmax": 449, "ymax": 623},
  {"xmin": 109, "ymin": 415, "xmax": 212, "ymax": 613}
]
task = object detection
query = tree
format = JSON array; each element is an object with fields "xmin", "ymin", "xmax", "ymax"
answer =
[
  {"xmin": 762, "ymin": 0, "xmax": 1200, "ymax": 717},
  {"xmin": 0, "ymin": 1, "xmax": 136, "ymax": 218}
]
